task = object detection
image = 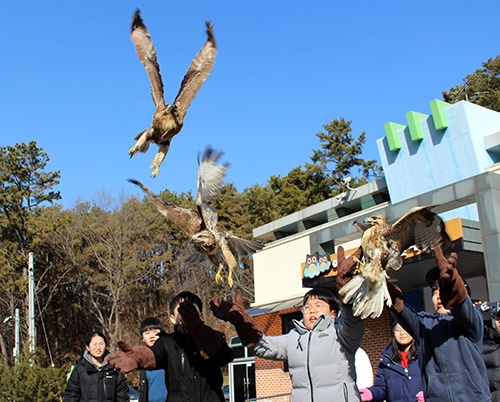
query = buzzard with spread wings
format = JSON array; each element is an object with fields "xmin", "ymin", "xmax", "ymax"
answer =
[
  {"xmin": 129, "ymin": 147, "xmax": 262, "ymax": 286},
  {"xmin": 339, "ymin": 205, "xmax": 451, "ymax": 319},
  {"xmin": 128, "ymin": 9, "xmax": 217, "ymax": 177}
]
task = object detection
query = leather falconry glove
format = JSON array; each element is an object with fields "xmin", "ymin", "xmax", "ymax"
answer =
[
  {"xmin": 387, "ymin": 282, "xmax": 404, "ymax": 313},
  {"xmin": 336, "ymin": 245, "xmax": 363, "ymax": 303},
  {"xmin": 210, "ymin": 289, "xmax": 264, "ymax": 348},
  {"xmin": 107, "ymin": 341, "xmax": 156, "ymax": 373},
  {"xmin": 434, "ymin": 246, "xmax": 467, "ymax": 309},
  {"xmin": 177, "ymin": 299, "xmax": 224, "ymax": 358}
]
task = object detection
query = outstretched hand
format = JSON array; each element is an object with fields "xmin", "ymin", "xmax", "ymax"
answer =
[
  {"xmin": 210, "ymin": 289, "xmax": 246, "ymax": 325},
  {"xmin": 336, "ymin": 246, "xmax": 363, "ymax": 291},
  {"xmin": 434, "ymin": 246, "xmax": 467, "ymax": 309},
  {"xmin": 107, "ymin": 341, "xmax": 136, "ymax": 373},
  {"xmin": 178, "ymin": 300, "xmax": 204, "ymax": 332},
  {"xmin": 210, "ymin": 289, "xmax": 264, "ymax": 347}
]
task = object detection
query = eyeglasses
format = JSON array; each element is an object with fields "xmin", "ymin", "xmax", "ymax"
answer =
[{"xmin": 301, "ymin": 302, "xmax": 329, "ymax": 314}]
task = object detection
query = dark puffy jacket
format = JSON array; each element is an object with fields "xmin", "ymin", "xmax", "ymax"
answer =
[
  {"xmin": 394, "ymin": 299, "xmax": 491, "ymax": 402},
  {"xmin": 151, "ymin": 325, "xmax": 233, "ymax": 402},
  {"xmin": 368, "ymin": 344, "xmax": 423, "ymax": 402},
  {"xmin": 482, "ymin": 326, "xmax": 500, "ymax": 402},
  {"xmin": 63, "ymin": 350, "xmax": 129, "ymax": 402}
]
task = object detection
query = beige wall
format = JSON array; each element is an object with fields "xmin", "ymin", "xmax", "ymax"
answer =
[{"xmin": 253, "ymin": 236, "xmax": 310, "ymax": 306}]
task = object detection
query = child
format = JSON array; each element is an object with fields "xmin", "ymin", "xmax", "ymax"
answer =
[
  {"xmin": 108, "ymin": 291, "xmax": 233, "ymax": 402},
  {"xmin": 358, "ymin": 323, "xmax": 423, "ymax": 402},
  {"xmin": 210, "ymin": 246, "xmax": 365, "ymax": 402},
  {"xmin": 138, "ymin": 317, "xmax": 167, "ymax": 402},
  {"xmin": 388, "ymin": 246, "xmax": 490, "ymax": 402}
]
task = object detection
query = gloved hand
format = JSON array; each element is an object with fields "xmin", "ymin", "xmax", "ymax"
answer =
[
  {"xmin": 336, "ymin": 246, "xmax": 363, "ymax": 302},
  {"xmin": 107, "ymin": 341, "xmax": 156, "ymax": 373},
  {"xmin": 434, "ymin": 246, "xmax": 467, "ymax": 309},
  {"xmin": 358, "ymin": 388, "xmax": 373, "ymax": 401},
  {"xmin": 387, "ymin": 282, "xmax": 404, "ymax": 313},
  {"xmin": 177, "ymin": 300, "xmax": 224, "ymax": 358},
  {"xmin": 210, "ymin": 289, "xmax": 264, "ymax": 348},
  {"xmin": 416, "ymin": 390, "xmax": 425, "ymax": 402}
]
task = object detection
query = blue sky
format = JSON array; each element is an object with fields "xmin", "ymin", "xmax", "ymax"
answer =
[{"xmin": 2, "ymin": 2, "xmax": 499, "ymax": 209}]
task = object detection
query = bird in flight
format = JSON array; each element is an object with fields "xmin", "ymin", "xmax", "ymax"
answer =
[
  {"xmin": 339, "ymin": 205, "xmax": 451, "ymax": 319},
  {"xmin": 129, "ymin": 147, "xmax": 262, "ymax": 286},
  {"xmin": 128, "ymin": 9, "xmax": 217, "ymax": 177}
]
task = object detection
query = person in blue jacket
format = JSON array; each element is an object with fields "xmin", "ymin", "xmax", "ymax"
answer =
[
  {"xmin": 358, "ymin": 322, "xmax": 423, "ymax": 402},
  {"xmin": 388, "ymin": 246, "xmax": 490, "ymax": 402}
]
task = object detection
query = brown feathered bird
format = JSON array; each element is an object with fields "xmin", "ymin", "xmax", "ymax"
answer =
[
  {"xmin": 129, "ymin": 147, "xmax": 262, "ymax": 286},
  {"xmin": 128, "ymin": 9, "xmax": 217, "ymax": 177},
  {"xmin": 339, "ymin": 205, "xmax": 451, "ymax": 319}
]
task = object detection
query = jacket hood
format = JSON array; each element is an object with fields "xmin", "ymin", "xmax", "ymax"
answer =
[{"xmin": 82, "ymin": 349, "xmax": 112, "ymax": 370}]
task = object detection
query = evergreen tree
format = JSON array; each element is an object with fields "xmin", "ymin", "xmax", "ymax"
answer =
[
  {"xmin": 443, "ymin": 55, "xmax": 500, "ymax": 112},
  {"xmin": 310, "ymin": 117, "xmax": 383, "ymax": 193}
]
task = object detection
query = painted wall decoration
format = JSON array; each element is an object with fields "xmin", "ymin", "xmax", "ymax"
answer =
[{"xmin": 303, "ymin": 252, "xmax": 332, "ymax": 278}]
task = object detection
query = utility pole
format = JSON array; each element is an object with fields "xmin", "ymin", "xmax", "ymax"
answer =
[
  {"xmin": 14, "ymin": 308, "xmax": 20, "ymax": 363},
  {"xmin": 28, "ymin": 252, "xmax": 36, "ymax": 354}
]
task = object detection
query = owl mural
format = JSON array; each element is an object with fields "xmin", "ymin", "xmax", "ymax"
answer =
[{"xmin": 304, "ymin": 252, "xmax": 332, "ymax": 278}]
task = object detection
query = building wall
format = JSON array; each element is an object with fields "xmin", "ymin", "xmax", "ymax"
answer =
[
  {"xmin": 253, "ymin": 236, "xmax": 311, "ymax": 306},
  {"xmin": 377, "ymin": 100, "xmax": 500, "ymax": 214}
]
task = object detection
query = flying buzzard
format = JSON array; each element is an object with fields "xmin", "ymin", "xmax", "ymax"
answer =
[
  {"xmin": 339, "ymin": 205, "xmax": 451, "ymax": 319},
  {"xmin": 128, "ymin": 9, "xmax": 217, "ymax": 177},
  {"xmin": 129, "ymin": 147, "xmax": 262, "ymax": 286}
]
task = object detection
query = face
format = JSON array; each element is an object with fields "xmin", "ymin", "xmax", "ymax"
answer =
[
  {"xmin": 301, "ymin": 296, "xmax": 336, "ymax": 330},
  {"xmin": 393, "ymin": 324, "xmax": 413, "ymax": 348},
  {"xmin": 170, "ymin": 299, "xmax": 203, "ymax": 326},
  {"xmin": 142, "ymin": 328, "xmax": 161, "ymax": 347},
  {"xmin": 86, "ymin": 335, "xmax": 106, "ymax": 360},
  {"xmin": 495, "ymin": 317, "xmax": 500, "ymax": 331},
  {"xmin": 432, "ymin": 288, "xmax": 450, "ymax": 314}
]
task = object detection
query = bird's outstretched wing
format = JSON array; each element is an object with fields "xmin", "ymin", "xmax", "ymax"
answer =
[
  {"xmin": 196, "ymin": 147, "xmax": 229, "ymax": 207},
  {"xmin": 387, "ymin": 205, "xmax": 451, "ymax": 254},
  {"xmin": 173, "ymin": 21, "xmax": 217, "ymax": 120},
  {"xmin": 131, "ymin": 9, "xmax": 165, "ymax": 110},
  {"xmin": 128, "ymin": 179, "xmax": 202, "ymax": 237},
  {"xmin": 227, "ymin": 235, "xmax": 263, "ymax": 257}
]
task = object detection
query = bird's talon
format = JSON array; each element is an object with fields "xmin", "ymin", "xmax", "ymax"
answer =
[
  {"xmin": 151, "ymin": 168, "xmax": 160, "ymax": 178},
  {"xmin": 352, "ymin": 256, "xmax": 365, "ymax": 275},
  {"xmin": 215, "ymin": 272, "xmax": 223, "ymax": 284}
]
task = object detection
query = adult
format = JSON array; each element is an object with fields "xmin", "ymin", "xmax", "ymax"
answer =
[{"xmin": 63, "ymin": 331, "xmax": 129, "ymax": 402}]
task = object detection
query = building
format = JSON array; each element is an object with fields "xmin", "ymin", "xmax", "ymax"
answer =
[{"xmin": 227, "ymin": 99, "xmax": 500, "ymax": 401}]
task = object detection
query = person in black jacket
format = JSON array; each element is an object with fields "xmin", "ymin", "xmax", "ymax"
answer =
[
  {"xmin": 63, "ymin": 331, "xmax": 129, "ymax": 402},
  {"xmin": 482, "ymin": 311, "xmax": 500, "ymax": 402},
  {"xmin": 108, "ymin": 291, "xmax": 234, "ymax": 402}
]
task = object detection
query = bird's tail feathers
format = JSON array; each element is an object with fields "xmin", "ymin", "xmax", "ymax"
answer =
[{"xmin": 340, "ymin": 272, "xmax": 392, "ymax": 319}]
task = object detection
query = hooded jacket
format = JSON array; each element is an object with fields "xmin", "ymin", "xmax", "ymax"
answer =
[
  {"xmin": 482, "ymin": 326, "xmax": 500, "ymax": 402},
  {"xmin": 253, "ymin": 303, "xmax": 364, "ymax": 402},
  {"xmin": 394, "ymin": 298, "xmax": 490, "ymax": 402},
  {"xmin": 368, "ymin": 344, "xmax": 423, "ymax": 402},
  {"xmin": 63, "ymin": 350, "xmax": 129, "ymax": 402}
]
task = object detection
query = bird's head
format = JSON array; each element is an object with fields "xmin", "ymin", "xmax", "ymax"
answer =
[
  {"xmin": 192, "ymin": 230, "xmax": 218, "ymax": 254},
  {"xmin": 364, "ymin": 214, "xmax": 387, "ymax": 227}
]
